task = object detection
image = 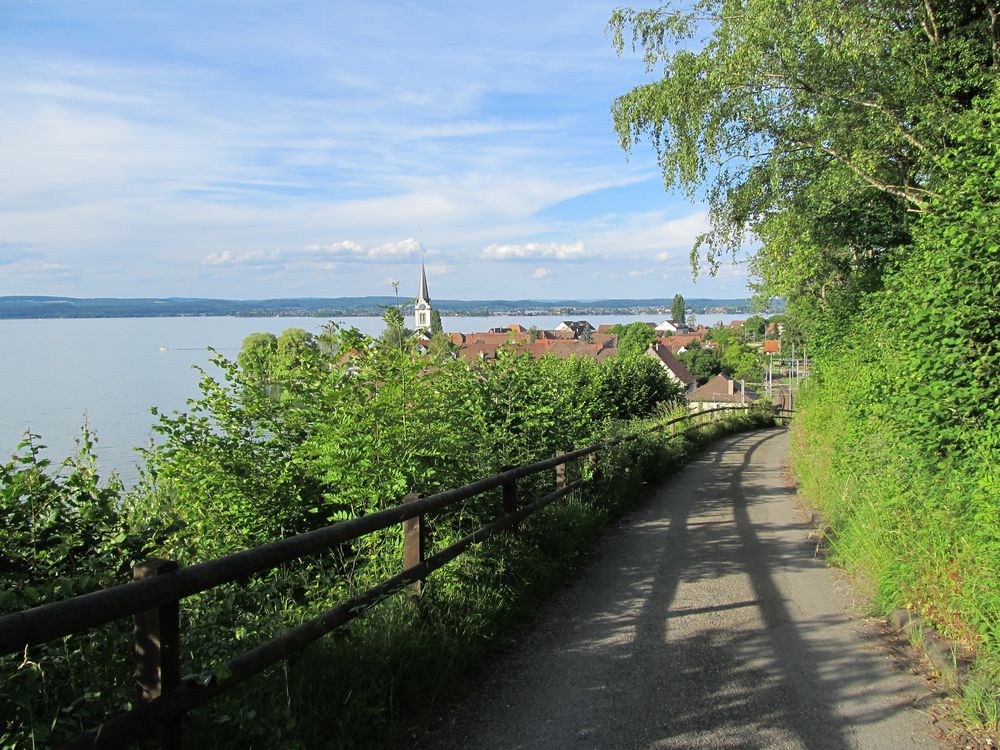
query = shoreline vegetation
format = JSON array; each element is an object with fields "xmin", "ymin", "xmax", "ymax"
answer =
[
  {"xmin": 0, "ymin": 311, "xmax": 775, "ymax": 747},
  {"xmin": 0, "ymin": 295, "xmax": 777, "ymax": 320}
]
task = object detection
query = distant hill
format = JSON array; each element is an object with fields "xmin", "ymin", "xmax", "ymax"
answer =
[{"xmin": 0, "ymin": 295, "xmax": 779, "ymax": 319}]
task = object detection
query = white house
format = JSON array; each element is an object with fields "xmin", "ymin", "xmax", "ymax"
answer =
[
  {"xmin": 553, "ymin": 320, "xmax": 595, "ymax": 338},
  {"xmin": 655, "ymin": 319, "xmax": 691, "ymax": 334}
]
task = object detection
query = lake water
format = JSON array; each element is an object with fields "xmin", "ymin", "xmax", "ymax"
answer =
[{"xmin": 0, "ymin": 312, "xmax": 745, "ymax": 484}]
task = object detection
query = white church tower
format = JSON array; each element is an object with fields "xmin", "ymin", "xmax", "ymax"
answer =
[{"xmin": 414, "ymin": 259, "xmax": 432, "ymax": 331}]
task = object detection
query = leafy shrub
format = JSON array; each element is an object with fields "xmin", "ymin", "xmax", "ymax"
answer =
[
  {"xmin": 0, "ymin": 430, "xmax": 138, "ymax": 748},
  {"xmin": 0, "ymin": 315, "xmax": 756, "ymax": 747},
  {"xmin": 791, "ymin": 97, "xmax": 1000, "ymax": 727}
]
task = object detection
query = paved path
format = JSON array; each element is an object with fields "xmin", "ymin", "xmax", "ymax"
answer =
[{"xmin": 418, "ymin": 428, "xmax": 942, "ymax": 749}]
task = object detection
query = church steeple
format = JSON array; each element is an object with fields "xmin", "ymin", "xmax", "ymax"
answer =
[
  {"xmin": 414, "ymin": 258, "xmax": 432, "ymax": 331},
  {"xmin": 417, "ymin": 260, "xmax": 430, "ymax": 305}
]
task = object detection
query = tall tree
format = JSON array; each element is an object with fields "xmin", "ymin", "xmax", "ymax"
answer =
[
  {"xmin": 742, "ymin": 316, "xmax": 767, "ymax": 341},
  {"xmin": 609, "ymin": 0, "xmax": 999, "ymax": 335},
  {"xmin": 380, "ymin": 306, "xmax": 413, "ymax": 351},
  {"xmin": 276, "ymin": 328, "xmax": 316, "ymax": 374},
  {"xmin": 671, "ymin": 293, "xmax": 685, "ymax": 323},
  {"xmin": 238, "ymin": 332, "xmax": 278, "ymax": 382},
  {"xmin": 430, "ymin": 309, "xmax": 443, "ymax": 335}
]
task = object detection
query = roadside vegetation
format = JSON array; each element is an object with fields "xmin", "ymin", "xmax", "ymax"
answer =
[
  {"xmin": 611, "ymin": 0, "xmax": 999, "ymax": 730},
  {"xmin": 0, "ymin": 311, "xmax": 775, "ymax": 748}
]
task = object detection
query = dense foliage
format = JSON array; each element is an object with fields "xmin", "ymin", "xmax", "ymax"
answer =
[
  {"xmin": 689, "ymin": 326, "xmax": 764, "ymax": 383},
  {"xmin": 612, "ymin": 0, "xmax": 1000, "ymax": 729},
  {"xmin": 0, "ymin": 313, "xmax": 716, "ymax": 747},
  {"xmin": 609, "ymin": 321, "xmax": 659, "ymax": 357}
]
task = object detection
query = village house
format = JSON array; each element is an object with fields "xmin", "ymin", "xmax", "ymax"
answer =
[
  {"xmin": 645, "ymin": 343, "xmax": 697, "ymax": 392},
  {"xmin": 687, "ymin": 374, "xmax": 758, "ymax": 412},
  {"xmin": 553, "ymin": 320, "xmax": 596, "ymax": 338},
  {"xmin": 655, "ymin": 332, "xmax": 707, "ymax": 354},
  {"xmin": 655, "ymin": 319, "xmax": 691, "ymax": 334}
]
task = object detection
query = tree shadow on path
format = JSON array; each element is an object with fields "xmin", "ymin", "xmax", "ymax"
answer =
[
  {"xmin": 417, "ymin": 429, "xmax": 934, "ymax": 750},
  {"xmin": 600, "ymin": 429, "xmax": 923, "ymax": 749}
]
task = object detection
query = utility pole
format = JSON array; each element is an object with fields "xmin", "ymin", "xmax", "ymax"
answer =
[{"xmin": 790, "ymin": 341, "xmax": 795, "ymax": 393}]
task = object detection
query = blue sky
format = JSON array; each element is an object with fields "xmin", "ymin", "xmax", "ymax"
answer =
[{"xmin": 0, "ymin": 1, "xmax": 752, "ymax": 300}]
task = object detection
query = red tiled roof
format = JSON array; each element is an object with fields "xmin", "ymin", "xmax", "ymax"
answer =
[
  {"xmin": 657, "ymin": 333, "xmax": 705, "ymax": 352},
  {"xmin": 457, "ymin": 342, "xmax": 498, "ymax": 362},
  {"xmin": 465, "ymin": 332, "xmax": 531, "ymax": 346},
  {"xmin": 591, "ymin": 333, "xmax": 619, "ymax": 349},
  {"xmin": 335, "ymin": 348, "xmax": 365, "ymax": 366}
]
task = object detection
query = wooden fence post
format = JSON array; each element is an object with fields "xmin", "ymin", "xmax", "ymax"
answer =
[
  {"xmin": 402, "ymin": 493, "xmax": 425, "ymax": 595},
  {"xmin": 133, "ymin": 558, "xmax": 181, "ymax": 750},
  {"xmin": 554, "ymin": 451, "xmax": 566, "ymax": 491},
  {"xmin": 500, "ymin": 465, "xmax": 517, "ymax": 520},
  {"xmin": 587, "ymin": 452, "xmax": 601, "ymax": 483}
]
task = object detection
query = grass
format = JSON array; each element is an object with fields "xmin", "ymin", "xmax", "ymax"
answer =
[
  {"xmin": 791, "ymin": 391, "xmax": 1000, "ymax": 734},
  {"xmin": 963, "ymin": 656, "xmax": 1000, "ymax": 732}
]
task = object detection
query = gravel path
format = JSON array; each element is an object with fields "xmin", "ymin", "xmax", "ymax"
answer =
[{"xmin": 416, "ymin": 427, "xmax": 943, "ymax": 749}]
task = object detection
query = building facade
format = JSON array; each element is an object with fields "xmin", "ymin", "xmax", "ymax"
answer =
[{"xmin": 414, "ymin": 260, "xmax": 432, "ymax": 331}]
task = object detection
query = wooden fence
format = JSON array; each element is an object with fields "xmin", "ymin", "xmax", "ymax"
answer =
[{"xmin": 0, "ymin": 404, "xmax": 792, "ymax": 749}]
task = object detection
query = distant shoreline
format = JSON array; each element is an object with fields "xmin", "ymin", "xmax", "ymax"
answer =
[{"xmin": 0, "ymin": 295, "xmax": 779, "ymax": 320}]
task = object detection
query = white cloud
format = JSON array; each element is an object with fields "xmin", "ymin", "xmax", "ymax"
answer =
[
  {"xmin": 202, "ymin": 239, "xmax": 425, "ymax": 269},
  {"xmin": 699, "ymin": 261, "xmax": 749, "ymax": 280},
  {"xmin": 201, "ymin": 248, "xmax": 284, "ymax": 267},
  {"xmin": 0, "ymin": 4, "xmax": 754, "ymax": 300},
  {"xmin": 304, "ymin": 238, "xmax": 425, "ymax": 262},
  {"xmin": 532, "ymin": 267, "xmax": 551, "ymax": 279},
  {"xmin": 425, "ymin": 263, "xmax": 454, "ymax": 276},
  {"xmin": 628, "ymin": 269, "xmax": 654, "ymax": 278},
  {"xmin": 575, "ymin": 211, "xmax": 710, "ymax": 262},
  {"xmin": 483, "ymin": 241, "xmax": 592, "ymax": 262}
]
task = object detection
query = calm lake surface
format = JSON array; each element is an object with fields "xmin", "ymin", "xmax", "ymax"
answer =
[{"xmin": 0, "ymin": 313, "xmax": 745, "ymax": 484}]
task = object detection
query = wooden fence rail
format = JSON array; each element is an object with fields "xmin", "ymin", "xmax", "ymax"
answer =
[{"xmin": 0, "ymin": 404, "xmax": 791, "ymax": 749}]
